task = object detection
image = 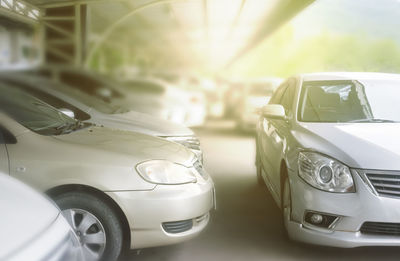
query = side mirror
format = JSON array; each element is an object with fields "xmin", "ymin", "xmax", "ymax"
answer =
[
  {"xmin": 261, "ymin": 104, "xmax": 286, "ymax": 120},
  {"xmin": 59, "ymin": 108, "xmax": 75, "ymax": 119}
]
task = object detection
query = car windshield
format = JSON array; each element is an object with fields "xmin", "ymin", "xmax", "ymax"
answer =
[
  {"xmin": 0, "ymin": 85, "xmax": 85, "ymax": 135},
  {"xmin": 1, "ymin": 76, "xmax": 128, "ymax": 115},
  {"xmin": 61, "ymin": 88, "xmax": 129, "ymax": 114},
  {"xmin": 299, "ymin": 80, "xmax": 400, "ymax": 123},
  {"xmin": 59, "ymin": 71, "xmax": 124, "ymax": 100},
  {"xmin": 248, "ymin": 83, "xmax": 275, "ymax": 96}
]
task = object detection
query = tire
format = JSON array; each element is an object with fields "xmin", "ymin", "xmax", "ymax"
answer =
[
  {"xmin": 54, "ymin": 191, "xmax": 123, "ymax": 261},
  {"xmin": 281, "ymin": 176, "xmax": 292, "ymax": 239}
]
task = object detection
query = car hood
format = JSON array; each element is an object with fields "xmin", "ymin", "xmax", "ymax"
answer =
[
  {"xmin": 53, "ymin": 126, "xmax": 195, "ymax": 166},
  {"xmin": 297, "ymin": 122, "xmax": 400, "ymax": 170},
  {"xmin": 0, "ymin": 174, "xmax": 59, "ymax": 260},
  {"xmin": 96, "ymin": 110, "xmax": 194, "ymax": 137}
]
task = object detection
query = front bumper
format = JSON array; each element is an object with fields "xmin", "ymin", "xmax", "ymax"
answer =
[
  {"xmin": 107, "ymin": 178, "xmax": 215, "ymax": 249},
  {"xmin": 288, "ymin": 168, "xmax": 400, "ymax": 247}
]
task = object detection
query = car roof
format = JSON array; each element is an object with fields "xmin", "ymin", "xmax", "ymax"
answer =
[{"xmin": 298, "ymin": 72, "xmax": 400, "ymax": 82}]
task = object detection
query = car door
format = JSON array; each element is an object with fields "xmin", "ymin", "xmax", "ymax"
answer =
[
  {"xmin": 260, "ymin": 79, "xmax": 296, "ymax": 198},
  {"xmin": 259, "ymin": 81, "xmax": 288, "ymax": 198}
]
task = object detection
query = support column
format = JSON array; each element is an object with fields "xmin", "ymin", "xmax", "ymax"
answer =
[{"xmin": 42, "ymin": 4, "xmax": 88, "ymax": 66}]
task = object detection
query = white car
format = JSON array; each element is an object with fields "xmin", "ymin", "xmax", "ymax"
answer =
[
  {"xmin": 256, "ymin": 72, "xmax": 400, "ymax": 247},
  {"xmin": 0, "ymin": 85, "xmax": 215, "ymax": 261},
  {"xmin": 0, "ymin": 172, "xmax": 83, "ymax": 261},
  {"xmin": 155, "ymin": 74, "xmax": 208, "ymax": 127},
  {"xmin": 121, "ymin": 77, "xmax": 190, "ymax": 125},
  {"xmin": 1, "ymin": 74, "xmax": 203, "ymax": 162}
]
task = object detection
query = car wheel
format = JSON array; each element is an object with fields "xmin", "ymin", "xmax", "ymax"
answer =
[
  {"xmin": 54, "ymin": 192, "xmax": 123, "ymax": 261},
  {"xmin": 282, "ymin": 177, "xmax": 291, "ymax": 237}
]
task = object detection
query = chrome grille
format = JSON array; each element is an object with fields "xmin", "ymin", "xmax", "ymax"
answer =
[
  {"xmin": 361, "ymin": 222, "xmax": 400, "ymax": 236},
  {"xmin": 363, "ymin": 170, "xmax": 400, "ymax": 198},
  {"xmin": 162, "ymin": 219, "xmax": 193, "ymax": 234}
]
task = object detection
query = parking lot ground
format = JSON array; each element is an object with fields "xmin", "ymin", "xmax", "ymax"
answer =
[{"xmin": 123, "ymin": 120, "xmax": 399, "ymax": 261}]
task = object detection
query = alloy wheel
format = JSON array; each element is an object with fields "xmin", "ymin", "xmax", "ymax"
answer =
[{"xmin": 62, "ymin": 208, "xmax": 106, "ymax": 261}]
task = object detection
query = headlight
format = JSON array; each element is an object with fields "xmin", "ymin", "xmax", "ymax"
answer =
[
  {"xmin": 298, "ymin": 152, "xmax": 354, "ymax": 193},
  {"xmin": 136, "ymin": 160, "xmax": 197, "ymax": 185}
]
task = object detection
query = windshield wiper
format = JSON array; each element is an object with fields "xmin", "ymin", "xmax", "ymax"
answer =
[
  {"xmin": 348, "ymin": 118, "xmax": 396, "ymax": 123},
  {"xmin": 54, "ymin": 121, "xmax": 91, "ymax": 134}
]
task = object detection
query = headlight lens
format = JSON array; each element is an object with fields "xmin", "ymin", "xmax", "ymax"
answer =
[
  {"xmin": 136, "ymin": 160, "xmax": 197, "ymax": 185},
  {"xmin": 298, "ymin": 152, "xmax": 354, "ymax": 193}
]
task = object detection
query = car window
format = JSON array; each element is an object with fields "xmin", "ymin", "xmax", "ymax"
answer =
[
  {"xmin": 279, "ymin": 80, "xmax": 296, "ymax": 114},
  {"xmin": 269, "ymin": 82, "xmax": 287, "ymax": 105},
  {"xmin": 298, "ymin": 80, "xmax": 400, "ymax": 122}
]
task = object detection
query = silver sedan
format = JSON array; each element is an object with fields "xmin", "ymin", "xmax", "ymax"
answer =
[
  {"xmin": 0, "ymin": 172, "xmax": 83, "ymax": 261},
  {"xmin": 256, "ymin": 72, "xmax": 400, "ymax": 247}
]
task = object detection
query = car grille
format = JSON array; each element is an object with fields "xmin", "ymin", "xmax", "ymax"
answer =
[
  {"xmin": 162, "ymin": 219, "xmax": 193, "ymax": 234},
  {"xmin": 360, "ymin": 222, "xmax": 400, "ymax": 236},
  {"xmin": 364, "ymin": 171, "xmax": 400, "ymax": 197}
]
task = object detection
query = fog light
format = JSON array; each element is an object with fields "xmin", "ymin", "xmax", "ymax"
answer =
[
  {"xmin": 310, "ymin": 214, "xmax": 323, "ymax": 224},
  {"xmin": 304, "ymin": 211, "xmax": 338, "ymax": 228}
]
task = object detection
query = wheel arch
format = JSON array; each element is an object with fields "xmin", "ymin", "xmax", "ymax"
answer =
[
  {"xmin": 280, "ymin": 160, "xmax": 289, "ymax": 199},
  {"xmin": 46, "ymin": 184, "xmax": 131, "ymax": 250}
]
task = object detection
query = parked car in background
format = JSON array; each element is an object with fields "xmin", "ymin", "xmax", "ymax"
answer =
[
  {"xmin": 120, "ymin": 77, "xmax": 188, "ymax": 125},
  {"xmin": 20, "ymin": 65, "xmax": 187, "ymax": 125},
  {"xmin": 0, "ymin": 73, "xmax": 203, "ymax": 162},
  {"xmin": 256, "ymin": 72, "xmax": 400, "ymax": 247},
  {"xmin": 224, "ymin": 80, "xmax": 245, "ymax": 119},
  {"xmin": 236, "ymin": 78, "xmax": 282, "ymax": 131},
  {"xmin": 154, "ymin": 74, "xmax": 208, "ymax": 127},
  {"xmin": 0, "ymin": 85, "xmax": 215, "ymax": 261},
  {"xmin": 0, "ymin": 172, "xmax": 83, "ymax": 261}
]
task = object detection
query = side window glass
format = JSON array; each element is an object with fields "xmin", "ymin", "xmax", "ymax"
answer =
[
  {"xmin": 280, "ymin": 84, "xmax": 295, "ymax": 114},
  {"xmin": 269, "ymin": 83, "xmax": 287, "ymax": 105}
]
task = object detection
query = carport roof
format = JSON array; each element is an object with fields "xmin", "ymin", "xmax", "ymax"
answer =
[
  {"xmin": 22, "ymin": 0, "xmax": 315, "ymax": 73},
  {"xmin": 301, "ymin": 72, "xmax": 400, "ymax": 82}
]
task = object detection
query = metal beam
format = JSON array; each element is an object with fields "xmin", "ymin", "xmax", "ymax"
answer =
[
  {"xmin": 224, "ymin": 0, "xmax": 315, "ymax": 69},
  {"xmin": 225, "ymin": 0, "xmax": 246, "ymax": 41},
  {"xmin": 42, "ymin": 4, "xmax": 88, "ymax": 66},
  {"xmin": 0, "ymin": 0, "xmax": 41, "ymax": 24},
  {"xmin": 84, "ymin": 0, "xmax": 184, "ymax": 68}
]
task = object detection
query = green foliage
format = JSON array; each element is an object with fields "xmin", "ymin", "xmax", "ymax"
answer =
[{"xmin": 230, "ymin": 25, "xmax": 400, "ymax": 78}]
